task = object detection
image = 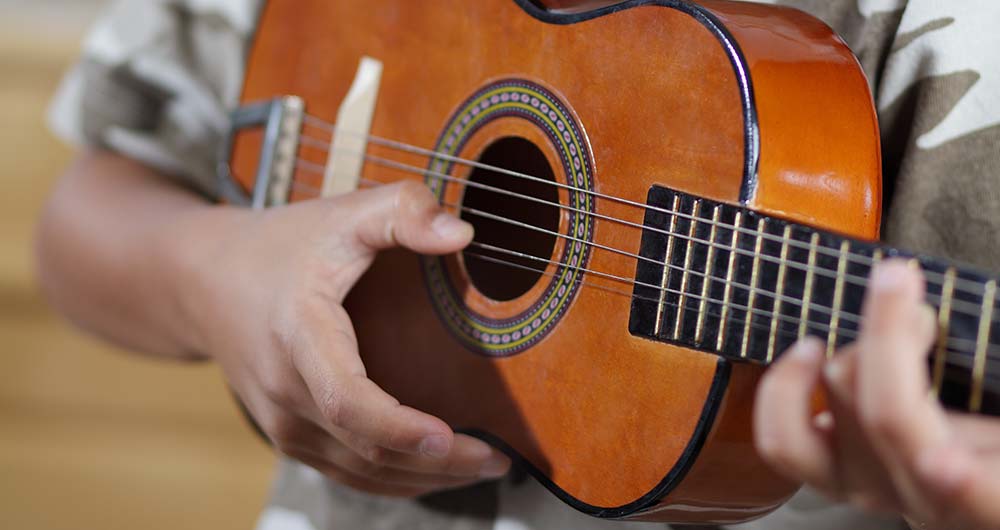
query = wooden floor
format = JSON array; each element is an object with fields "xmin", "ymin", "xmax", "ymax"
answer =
[{"xmin": 0, "ymin": 3, "xmax": 276, "ymax": 529}]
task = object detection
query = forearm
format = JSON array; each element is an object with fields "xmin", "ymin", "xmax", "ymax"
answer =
[{"xmin": 36, "ymin": 150, "xmax": 248, "ymax": 361}]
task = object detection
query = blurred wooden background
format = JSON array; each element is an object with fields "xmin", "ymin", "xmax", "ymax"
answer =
[{"xmin": 0, "ymin": 1, "xmax": 276, "ymax": 528}]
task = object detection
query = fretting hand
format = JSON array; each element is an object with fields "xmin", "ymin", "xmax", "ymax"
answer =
[{"xmin": 755, "ymin": 260, "xmax": 1000, "ymax": 529}]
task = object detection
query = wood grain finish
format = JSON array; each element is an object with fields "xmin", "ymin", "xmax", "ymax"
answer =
[{"xmin": 232, "ymin": 0, "xmax": 880, "ymax": 522}]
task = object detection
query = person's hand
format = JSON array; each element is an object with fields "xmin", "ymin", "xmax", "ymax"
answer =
[
  {"xmin": 182, "ymin": 181, "xmax": 511, "ymax": 498},
  {"xmin": 754, "ymin": 260, "xmax": 1000, "ymax": 529}
]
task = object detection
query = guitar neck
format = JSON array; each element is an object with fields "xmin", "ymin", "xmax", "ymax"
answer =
[{"xmin": 628, "ymin": 186, "xmax": 1000, "ymax": 416}]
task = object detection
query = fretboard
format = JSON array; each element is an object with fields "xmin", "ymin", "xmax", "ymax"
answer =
[{"xmin": 628, "ymin": 186, "xmax": 1000, "ymax": 416}]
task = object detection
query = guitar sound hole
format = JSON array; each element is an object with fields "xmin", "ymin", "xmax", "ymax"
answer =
[{"xmin": 461, "ymin": 137, "xmax": 560, "ymax": 302}]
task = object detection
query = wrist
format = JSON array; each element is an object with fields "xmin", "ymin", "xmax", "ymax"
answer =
[{"xmin": 155, "ymin": 203, "xmax": 256, "ymax": 361}]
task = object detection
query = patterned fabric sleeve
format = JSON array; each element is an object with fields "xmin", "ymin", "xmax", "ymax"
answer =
[
  {"xmin": 771, "ymin": 0, "xmax": 1000, "ymax": 270},
  {"xmin": 47, "ymin": 1, "xmax": 1000, "ymax": 530},
  {"xmin": 48, "ymin": 0, "xmax": 261, "ymax": 198},
  {"xmin": 874, "ymin": 2, "xmax": 1000, "ymax": 271}
]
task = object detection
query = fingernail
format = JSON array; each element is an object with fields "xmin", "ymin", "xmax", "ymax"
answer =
[
  {"xmin": 813, "ymin": 411, "xmax": 835, "ymax": 432},
  {"xmin": 823, "ymin": 357, "xmax": 844, "ymax": 384},
  {"xmin": 871, "ymin": 262, "xmax": 904, "ymax": 292},
  {"xmin": 920, "ymin": 303, "xmax": 938, "ymax": 329},
  {"xmin": 432, "ymin": 213, "xmax": 472, "ymax": 240},
  {"xmin": 479, "ymin": 453, "xmax": 511, "ymax": 478},
  {"xmin": 792, "ymin": 337, "xmax": 823, "ymax": 362},
  {"xmin": 419, "ymin": 435, "xmax": 450, "ymax": 458}
]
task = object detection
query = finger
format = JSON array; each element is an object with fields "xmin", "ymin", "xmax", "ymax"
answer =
[
  {"xmin": 914, "ymin": 415, "xmax": 1000, "ymax": 527},
  {"xmin": 914, "ymin": 444, "xmax": 1000, "ymax": 528},
  {"xmin": 755, "ymin": 337, "xmax": 839, "ymax": 494},
  {"xmin": 283, "ymin": 428, "xmax": 492, "ymax": 489},
  {"xmin": 823, "ymin": 344, "xmax": 903, "ymax": 512},
  {"xmin": 347, "ymin": 180, "xmax": 473, "ymax": 256},
  {"xmin": 823, "ymin": 343, "xmax": 858, "ymax": 408},
  {"xmin": 289, "ymin": 451, "xmax": 465, "ymax": 499},
  {"xmin": 292, "ymin": 315, "xmax": 457, "ymax": 458},
  {"xmin": 947, "ymin": 413, "xmax": 1000, "ymax": 453},
  {"xmin": 260, "ymin": 410, "xmax": 504, "ymax": 487},
  {"xmin": 334, "ymin": 428, "xmax": 511, "ymax": 479},
  {"xmin": 855, "ymin": 261, "xmax": 951, "ymax": 514},
  {"xmin": 856, "ymin": 260, "xmax": 948, "ymax": 455}
]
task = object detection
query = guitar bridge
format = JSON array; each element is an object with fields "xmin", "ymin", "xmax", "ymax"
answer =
[{"xmin": 217, "ymin": 95, "xmax": 305, "ymax": 209}]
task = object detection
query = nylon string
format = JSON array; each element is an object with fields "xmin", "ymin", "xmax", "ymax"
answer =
[
  {"xmin": 291, "ymin": 138, "xmax": 995, "ymax": 322},
  {"xmin": 285, "ymin": 174, "xmax": 1000, "ymax": 363},
  {"xmin": 262, "ymin": 115, "xmax": 1000, "ymax": 362},
  {"xmin": 299, "ymin": 114, "xmax": 990, "ymax": 296}
]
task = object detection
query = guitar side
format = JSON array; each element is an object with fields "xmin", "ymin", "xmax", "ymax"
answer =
[{"xmin": 231, "ymin": 0, "xmax": 880, "ymax": 523}]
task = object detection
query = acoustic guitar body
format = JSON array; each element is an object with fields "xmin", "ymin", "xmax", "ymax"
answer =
[{"xmin": 232, "ymin": 0, "xmax": 881, "ymax": 523}]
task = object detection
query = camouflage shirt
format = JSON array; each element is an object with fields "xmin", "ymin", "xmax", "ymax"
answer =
[{"xmin": 50, "ymin": 1, "xmax": 1000, "ymax": 529}]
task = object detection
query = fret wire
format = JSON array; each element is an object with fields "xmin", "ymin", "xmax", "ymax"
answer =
[
  {"xmin": 455, "ymin": 198, "xmax": 1000, "ymax": 357},
  {"xmin": 466, "ymin": 239, "xmax": 1000, "ymax": 358},
  {"xmin": 296, "ymin": 134, "xmax": 988, "ymax": 297},
  {"xmin": 696, "ymin": 206, "xmax": 721, "ymax": 344},
  {"xmin": 827, "ymin": 240, "xmax": 851, "ymax": 359},
  {"xmin": 767, "ymin": 226, "xmax": 793, "ymax": 362},
  {"xmin": 295, "ymin": 157, "xmax": 989, "ymax": 318},
  {"xmin": 741, "ymin": 219, "xmax": 767, "ymax": 359},
  {"xmin": 654, "ymin": 195, "xmax": 681, "ymax": 336},
  {"xmin": 453, "ymin": 199, "xmax": 1000, "ymax": 349},
  {"xmin": 932, "ymin": 268, "xmax": 956, "ymax": 397},
  {"xmin": 355, "ymin": 177, "xmax": 1000, "ymax": 360},
  {"xmin": 455, "ymin": 200, "xmax": 866, "ymax": 329},
  {"xmin": 799, "ymin": 233, "xmax": 820, "ymax": 339},
  {"xmin": 970, "ymin": 280, "xmax": 996, "ymax": 412},
  {"xmin": 718, "ymin": 211, "xmax": 742, "ymax": 351},
  {"xmin": 293, "ymin": 159, "xmax": 1000, "ymax": 338},
  {"xmin": 467, "ymin": 249, "xmax": 1000, "ymax": 374},
  {"xmin": 674, "ymin": 200, "xmax": 702, "ymax": 340}
]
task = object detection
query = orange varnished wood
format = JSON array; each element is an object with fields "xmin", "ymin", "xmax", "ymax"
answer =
[
  {"xmin": 232, "ymin": 0, "xmax": 880, "ymax": 522},
  {"xmin": 700, "ymin": 0, "xmax": 881, "ymax": 236}
]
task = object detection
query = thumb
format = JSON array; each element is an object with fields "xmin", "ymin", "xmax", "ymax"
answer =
[{"xmin": 346, "ymin": 180, "xmax": 473, "ymax": 255}]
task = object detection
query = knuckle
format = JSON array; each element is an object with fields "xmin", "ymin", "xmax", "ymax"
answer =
[
  {"xmin": 258, "ymin": 369, "xmax": 295, "ymax": 407},
  {"xmin": 859, "ymin": 402, "xmax": 908, "ymax": 442},
  {"xmin": 317, "ymin": 385, "xmax": 347, "ymax": 427},
  {"xmin": 267, "ymin": 313, "xmax": 296, "ymax": 355},
  {"xmin": 771, "ymin": 452, "xmax": 812, "ymax": 481},
  {"xmin": 268, "ymin": 302, "xmax": 311, "ymax": 360},
  {"xmin": 324, "ymin": 465, "xmax": 410, "ymax": 497},
  {"xmin": 755, "ymin": 432, "xmax": 787, "ymax": 466},
  {"xmin": 284, "ymin": 282, "xmax": 331, "ymax": 322},
  {"xmin": 756, "ymin": 371, "xmax": 780, "ymax": 401},
  {"xmin": 382, "ymin": 425, "xmax": 412, "ymax": 452},
  {"xmin": 394, "ymin": 180, "xmax": 437, "ymax": 220},
  {"xmin": 756, "ymin": 434, "xmax": 808, "ymax": 478},
  {"xmin": 322, "ymin": 466, "xmax": 361, "ymax": 489},
  {"xmin": 439, "ymin": 455, "xmax": 466, "ymax": 476},
  {"xmin": 362, "ymin": 464, "xmax": 392, "ymax": 482},
  {"xmin": 287, "ymin": 450, "xmax": 392, "ymax": 495},
  {"xmin": 362, "ymin": 444, "xmax": 389, "ymax": 466},
  {"xmin": 846, "ymin": 492, "xmax": 893, "ymax": 514},
  {"xmin": 263, "ymin": 413, "xmax": 301, "ymax": 447},
  {"xmin": 394, "ymin": 180, "xmax": 430, "ymax": 206},
  {"xmin": 755, "ymin": 370, "xmax": 790, "ymax": 410},
  {"xmin": 284, "ymin": 447, "xmax": 318, "ymax": 467},
  {"xmin": 333, "ymin": 450, "xmax": 376, "ymax": 476}
]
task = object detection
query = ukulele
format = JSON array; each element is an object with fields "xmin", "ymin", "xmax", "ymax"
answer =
[{"xmin": 219, "ymin": 0, "xmax": 1000, "ymax": 524}]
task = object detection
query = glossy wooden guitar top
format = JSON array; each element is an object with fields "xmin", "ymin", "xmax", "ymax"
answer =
[{"xmin": 231, "ymin": 0, "xmax": 881, "ymax": 523}]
